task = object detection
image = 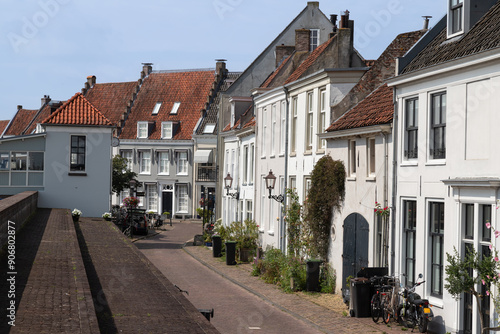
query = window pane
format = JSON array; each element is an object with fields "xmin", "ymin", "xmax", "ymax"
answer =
[
  {"xmin": 11, "ymin": 172, "xmax": 26, "ymax": 186},
  {"xmin": 0, "ymin": 152, "xmax": 9, "ymax": 170},
  {"xmin": 0, "ymin": 172, "xmax": 8, "ymax": 185},
  {"xmin": 28, "ymin": 172, "xmax": 43, "ymax": 186},
  {"xmin": 464, "ymin": 204, "xmax": 474, "ymax": 239},
  {"xmin": 28, "ymin": 152, "xmax": 44, "ymax": 171},
  {"xmin": 11, "ymin": 152, "xmax": 27, "ymax": 171},
  {"xmin": 483, "ymin": 205, "xmax": 492, "ymax": 241}
]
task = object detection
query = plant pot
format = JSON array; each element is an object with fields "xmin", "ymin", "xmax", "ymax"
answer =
[
  {"xmin": 205, "ymin": 242, "xmax": 213, "ymax": 247},
  {"xmin": 72, "ymin": 215, "xmax": 80, "ymax": 223},
  {"xmin": 239, "ymin": 248, "xmax": 252, "ymax": 262}
]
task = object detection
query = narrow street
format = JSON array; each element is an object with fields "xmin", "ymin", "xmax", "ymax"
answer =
[{"xmin": 135, "ymin": 221, "xmax": 324, "ymax": 334}]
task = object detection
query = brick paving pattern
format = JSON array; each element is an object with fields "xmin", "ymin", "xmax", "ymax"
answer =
[
  {"xmin": 0, "ymin": 209, "xmax": 98, "ymax": 334},
  {"xmin": 184, "ymin": 244, "xmax": 405, "ymax": 334}
]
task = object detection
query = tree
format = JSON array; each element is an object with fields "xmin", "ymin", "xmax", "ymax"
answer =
[
  {"xmin": 445, "ymin": 246, "xmax": 500, "ymax": 334},
  {"xmin": 112, "ymin": 155, "xmax": 137, "ymax": 195},
  {"xmin": 304, "ymin": 156, "xmax": 345, "ymax": 260}
]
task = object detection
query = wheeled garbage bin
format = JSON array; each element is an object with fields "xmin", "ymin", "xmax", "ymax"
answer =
[
  {"xmin": 225, "ymin": 241, "xmax": 236, "ymax": 265},
  {"xmin": 306, "ymin": 259, "xmax": 322, "ymax": 292},
  {"xmin": 212, "ymin": 235, "xmax": 222, "ymax": 257},
  {"xmin": 350, "ymin": 277, "xmax": 371, "ymax": 317}
]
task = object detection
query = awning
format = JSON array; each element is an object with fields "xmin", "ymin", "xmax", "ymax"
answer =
[{"xmin": 194, "ymin": 150, "xmax": 212, "ymax": 163}]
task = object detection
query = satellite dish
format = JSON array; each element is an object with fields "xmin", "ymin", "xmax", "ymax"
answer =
[{"xmin": 112, "ymin": 137, "xmax": 120, "ymax": 147}]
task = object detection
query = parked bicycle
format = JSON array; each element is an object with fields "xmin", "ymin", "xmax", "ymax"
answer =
[
  {"xmin": 380, "ymin": 275, "xmax": 401, "ymax": 324},
  {"xmin": 370, "ymin": 276, "xmax": 392, "ymax": 323},
  {"xmin": 396, "ymin": 273, "xmax": 434, "ymax": 333}
]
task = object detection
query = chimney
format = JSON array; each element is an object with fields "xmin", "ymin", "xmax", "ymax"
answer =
[
  {"xmin": 307, "ymin": 2, "xmax": 319, "ymax": 8},
  {"xmin": 422, "ymin": 16, "xmax": 432, "ymax": 30},
  {"xmin": 275, "ymin": 44, "xmax": 295, "ymax": 67},
  {"xmin": 41, "ymin": 95, "xmax": 51, "ymax": 107},
  {"xmin": 215, "ymin": 59, "xmax": 227, "ymax": 75},
  {"xmin": 340, "ymin": 10, "xmax": 350, "ymax": 28},
  {"xmin": 87, "ymin": 75, "xmax": 96, "ymax": 88},
  {"xmin": 330, "ymin": 14, "xmax": 338, "ymax": 37},
  {"xmin": 142, "ymin": 63, "xmax": 153, "ymax": 77},
  {"xmin": 295, "ymin": 29, "xmax": 310, "ymax": 52},
  {"xmin": 17, "ymin": 105, "xmax": 22, "ymax": 111}
]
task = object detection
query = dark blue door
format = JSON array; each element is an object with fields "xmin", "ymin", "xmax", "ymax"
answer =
[{"xmin": 342, "ymin": 213, "xmax": 369, "ymax": 293}]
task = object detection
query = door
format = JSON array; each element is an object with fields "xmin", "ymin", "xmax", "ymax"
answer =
[
  {"xmin": 342, "ymin": 213, "xmax": 369, "ymax": 294},
  {"xmin": 162, "ymin": 192, "xmax": 173, "ymax": 215}
]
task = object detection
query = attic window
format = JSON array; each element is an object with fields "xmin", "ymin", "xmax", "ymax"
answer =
[
  {"xmin": 161, "ymin": 122, "xmax": 173, "ymax": 139},
  {"xmin": 204, "ymin": 124, "xmax": 216, "ymax": 134},
  {"xmin": 152, "ymin": 102, "xmax": 162, "ymax": 115},
  {"xmin": 137, "ymin": 122, "xmax": 148, "ymax": 139},
  {"xmin": 170, "ymin": 102, "xmax": 181, "ymax": 114},
  {"xmin": 449, "ymin": 0, "xmax": 463, "ymax": 36},
  {"xmin": 310, "ymin": 29, "xmax": 319, "ymax": 51}
]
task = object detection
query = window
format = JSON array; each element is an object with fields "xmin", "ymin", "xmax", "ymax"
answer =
[
  {"xmin": 249, "ymin": 143, "xmax": 254, "ymax": 184},
  {"xmin": 317, "ymin": 89, "xmax": 326, "ymax": 150},
  {"xmin": 203, "ymin": 124, "xmax": 215, "ymax": 134},
  {"xmin": 348, "ymin": 140, "xmax": 356, "ymax": 176},
  {"xmin": 310, "ymin": 29, "xmax": 319, "ymax": 51},
  {"xmin": 0, "ymin": 151, "xmax": 44, "ymax": 186},
  {"xmin": 271, "ymin": 104, "xmax": 276, "ymax": 156},
  {"xmin": 231, "ymin": 149, "xmax": 235, "ymax": 180},
  {"xmin": 289, "ymin": 176, "xmax": 296, "ymax": 190},
  {"xmin": 246, "ymin": 200, "xmax": 253, "ymax": 221},
  {"xmin": 170, "ymin": 102, "xmax": 180, "ymax": 114},
  {"xmin": 430, "ymin": 93, "xmax": 446, "ymax": 159},
  {"xmin": 405, "ymin": 98, "xmax": 418, "ymax": 159},
  {"xmin": 262, "ymin": 109, "xmax": 267, "ymax": 157},
  {"xmin": 280, "ymin": 101, "xmax": 286, "ymax": 155},
  {"xmin": 304, "ymin": 176, "xmax": 311, "ymax": 199},
  {"xmin": 70, "ymin": 135, "xmax": 86, "ymax": 171},
  {"xmin": 240, "ymin": 200, "xmax": 244, "ymax": 223},
  {"xmin": 429, "ymin": 201, "xmax": 444, "ymax": 297},
  {"xmin": 261, "ymin": 177, "xmax": 267, "ymax": 231},
  {"xmin": 147, "ymin": 184, "xmax": 157, "ymax": 211},
  {"xmin": 11, "ymin": 152, "xmax": 27, "ymax": 171},
  {"xmin": 121, "ymin": 150, "xmax": 133, "ymax": 170},
  {"xmin": 177, "ymin": 184, "xmax": 188, "ymax": 212},
  {"xmin": 243, "ymin": 145, "xmax": 249, "ymax": 184},
  {"xmin": 162, "ymin": 122, "xmax": 173, "ymax": 139},
  {"xmin": 177, "ymin": 151, "xmax": 188, "ymax": 175},
  {"xmin": 159, "ymin": 152, "xmax": 169, "ymax": 175},
  {"xmin": 137, "ymin": 122, "xmax": 148, "ymax": 139},
  {"xmin": 140, "ymin": 151, "xmax": 151, "ymax": 174},
  {"xmin": 367, "ymin": 138, "xmax": 376, "ymax": 176},
  {"xmin": 306, "ymin": 92, "xmax": 314, "ymax": 151},
  {"xmin": 291, "ymin": 97, "xmax": 298, "ymax": 153},
  {"xmin": 152, "ymin": 102, "xmax": 161, "ymax": 115},
  {"xmin": 449, "ymin": 0, "xmax": 463, "ymax": 35},
  {"xmin": 403, "ymin": 200, "xmax": 417, "ymax": 286}
]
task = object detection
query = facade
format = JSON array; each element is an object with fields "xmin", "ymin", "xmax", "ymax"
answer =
[
  {"xmin": 0, "ymin": 93, "xmax": 114, "ymax": 217},
  {"xmin": 389, "ymin": 1, "xmax": 500, "ymax": 333}
]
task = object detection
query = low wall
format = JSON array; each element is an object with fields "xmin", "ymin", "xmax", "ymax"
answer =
[{"xmin": 0, "ymin": 191, "xmax": 38, "ymax": 249}]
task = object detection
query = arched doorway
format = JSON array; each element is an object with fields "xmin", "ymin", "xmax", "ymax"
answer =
[{"xmin": 342, "ymin": 213, "xmax": 369, "ymax": 295}]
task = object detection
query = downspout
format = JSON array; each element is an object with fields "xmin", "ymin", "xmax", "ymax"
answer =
[
  {"xmin": 390, "ymin": 87, "xmax": 399, "ymax": 274},
  {"xmin": 282, "ymin": 86, "xmax": 290, "ymax": 253},
  {"xmin": 383, "ymin": 131, "xmax": 389, "ymax": 268}
]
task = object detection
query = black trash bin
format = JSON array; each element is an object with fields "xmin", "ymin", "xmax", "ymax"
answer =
[
  {"xmin": 212, "ymin": 235, "xmax": 222, "ymax": 258},
  {"xmin": 225, "ymin": 241, "xmax": 236, "ymax": 265},
  {"xmin": 306, "ymin": 259, "xmax": 322, "ymax": 292},
  {"xmin": 350, "ymin": 277, "xmax": 371, "ymax": 317}
]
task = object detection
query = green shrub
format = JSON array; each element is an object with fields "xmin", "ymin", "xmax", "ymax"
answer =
[
  {"xmin": 281, "ymin": 256, "xmax": 306, "ymax": 292},
  {"xmin": 260, "ymin": 248, "xmax": 286, "ymax": 285},
  {"xmin": 320, "ymin": 263, "xmax": 336, "ymax": 293}
]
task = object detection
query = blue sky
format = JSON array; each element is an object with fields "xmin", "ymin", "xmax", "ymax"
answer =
[{"xmin": 0, "ymin": 0, "xmax": 445, "ymax": 121}]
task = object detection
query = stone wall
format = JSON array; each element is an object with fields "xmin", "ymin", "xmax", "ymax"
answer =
[{"xmin": 0, "ymin": 191, "xmax": 38, "ymax": 249}]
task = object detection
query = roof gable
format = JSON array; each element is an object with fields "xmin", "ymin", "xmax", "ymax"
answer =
[{"xmin": 42, "ymin": 93, "xmax": 112, "ymax": 126}]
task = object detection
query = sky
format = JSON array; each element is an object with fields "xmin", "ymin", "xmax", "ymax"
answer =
[{"xmin": 0, "ymin": 0, "xmax": 446, "ymax": 121}]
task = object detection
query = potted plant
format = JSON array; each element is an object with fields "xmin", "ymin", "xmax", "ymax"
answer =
[
  {"xmin": 230, "ymin": 219, "xmax": 259, "ymax": 262},
  {"xmin": 72, "ymin": 208, "xmax": 82, "ymax": 222},
  {"xmin": 102, "ymin": 212, "xmax": 112, "ymax": 221},
  {"xmin": 123, "ymin": 196, "xmax": 139, "ymax": 209}
]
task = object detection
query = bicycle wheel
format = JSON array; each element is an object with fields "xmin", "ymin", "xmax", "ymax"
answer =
[
  {"xmin": 381, "ymin": 294, "xmax": 391, "ymax": 324},
  {"xmin": 371, "ymin": 294, "xmax": 381, "ymax": 323}
]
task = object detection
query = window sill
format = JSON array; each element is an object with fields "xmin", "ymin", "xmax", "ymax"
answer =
[
  {"xmin": 176, "ymin": 173, "xmax": 188, "ymax": 176},
  {"xmin": 304, "ymin": 151, "xmax": 312, "ymax": 156},
  {"xmin": 347, "ymin": 176, "xmax": 356, "ymax": 181},
  {"xmin": 261, "ymin": 156, "xmax": 266, "ymax": 159},
  {"xmin": 259, "ymin": 229, "xmax": 265, "ymax": 234},
  {"xmin": 316, "ymin": 149, "xmax": 325, "ymax": 155},
  {"xmin": 290, "ymin": 152, "xmax": 296, "ymax": 157},
  {"xmin": 279, "ymin": 153, "xmax": 285, "ymax": 157},
  {"xmin": 140, "ymin": 172, "xmax": 151, "ymax": 176},
  {"xmin": 425, "ymin": 160, "xmax": 446, "ymax": 166},
  {"xmin": 366, "ymin": 176, "xmax": 376, "ymax": 182},
  {"xmin": 267, "ymin": 230, "xmax": 274, "ymax": 236},
  {"xmin": 400, "ymin": 161, "xmax": 418, "ymax": 167},
  {"xmin": 68, "ymin": 172, "xmax": 87, "ymax": 176},
  {"xmin": 269, "ymin": 155, "xmax": 275, "ymax": 159},
  {"xmin": 158, "ymin": 173, "xmax": 170, "ymax": 176}
]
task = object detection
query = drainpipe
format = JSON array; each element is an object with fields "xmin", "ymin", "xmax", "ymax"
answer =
[
  {"xmin": 390, "ymin": 87, "xmax": 399, "ymax": 274},
  {"xmin": 282, "ymin": 86, "xmax": 290, "ymax": 253}
]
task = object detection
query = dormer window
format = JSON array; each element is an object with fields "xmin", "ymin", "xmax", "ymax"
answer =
[
  {"xmin": 152, "ymin": 102, "xmax": 161, "ymax": 115},
  {"xmin": 310, "ymin": 29, "xmax": 319, "ymax": 51},
  {"xmin": 170, "ymin": 102, "xmax": 180, "ymax": 114},
  {"xmin": 161, "ymin": 122, "xmax": 173, "ymax": 139},
  {"xmin": 203, "ymin": 124, "xmax": 216, "ymax": 134},
  {"xmin": 449, "ymin": 0, "xmax": 464, "ymax": 36},
  {"xmin": 137, "ymin": 122, "xmax": 148, "ymax": 139}
]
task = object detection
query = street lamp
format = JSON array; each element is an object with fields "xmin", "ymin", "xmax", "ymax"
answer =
[
  {"xmin": 129, "ymin": 179, "xmax": 137, "ymax": 197},
  {"xmin": 224, "ymin": 173, "xmax": 239, "ymax": 200},
  {"xmin": 264, "ymin": 170, "xmax": 284, "ymax": 203}
]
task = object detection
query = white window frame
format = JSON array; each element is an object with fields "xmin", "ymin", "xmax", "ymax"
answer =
[
  {"xmin": 317, "ymin": 89, "xmax": 326, "ymax": 150},
  {"xmin": 177, "ymin": 184, "xmax": 188, "ymax": 213},
  {"xmin": 246, "ymin": 200, "xmax": 253, "ymax": 221},
  {"xmin": 121, "ymin": 150, "xmax": 133, "ymax": 171},
  {"xmin": 367, "ymin": 138, "xmax": 376, "ymax": 177},
  {"xmin": 306, "ymin": 91, "xmax": 314, "ymax": 152},
  {"xmin": 310, "ymin": 29, "xmax": 319, "ymax": 51},
  {"xmin": 243, "ymin": 145, "xmax": 249, "ymax": 184},
  {"xmin": 429, "ymin": 92, "xmax": 446, "ymax": 161},
  {"xmin": 291, "ymin": 97, "xmax": 298, "ymax": 153},
  {"xmin": 404, "ymin": 97, "xmax": 419, "ymax": 161},
  {"xmin": 348, "ymin": 140, "xmax": 356, "ymax": 177},
  {"xmin": 161, "ymin": 122, "xmax": 173, "ymax": 139},
  {"xmin": 137, "ymin": 122, "xmax": 148, "ymax": 139},
  {"xmin": 147, "ymin": 184, "xmax": 158, "ymax": 211},
  {"xmin": 249, "ymin": 143, "xmax": 254, "ymax": 185},
  {"xmin": 261, "ymin": 108, "xmax": 267, "ymax": 157},
  {"xmin": 170, "ymin": 102, "xmax": 180, "ymax": 114},
  {"xmin": 280, "ymin": 100, "xmax": 286, "ymax": 155},
  {"xmin": 158, "ymin": 151, "xmax": 169, "ymax": 175},
  {"xmin": 271, "ymin": 104, "xmax": 276, "ymax": 156},
  {"xmin": 448, "ymin": 0, "xmax": 464, "ymax": 37},
  {"xmin": 140, "ymin": 151, "xmax": 151, "ymax": 174},
  {"xmin": 152, "ymin": 102, "xmax": 161, "ymax": 115},
  {"xmin": 176, "ymin": 151, "xmax": 188, "ymax": 175}
]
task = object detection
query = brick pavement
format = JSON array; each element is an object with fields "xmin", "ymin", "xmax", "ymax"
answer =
[
  {"xmin": 184, "ymin": 244, "xmax": 406, "ymax": 334},
  {"xmin": 0, "ymin": 209, "xmax": 98, "ymax": 334}
]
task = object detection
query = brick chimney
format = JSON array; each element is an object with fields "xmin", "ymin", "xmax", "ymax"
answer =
[
  {"xmin": 337, "ymin": 10, "xmax": 354, "ymax": 68},
  {"xmin": 87, "ymin": 75, "xmax": 96, "ymax": 88},
  {"xmin": 275, "ymin": 44, "xmax": 295, "ymax": 67},
  {"xmin": 17, "ymin": 105, "xmax": 22, "ymax": 111},
  {"xmin": 141, "ymin": 63, "xmax": 153, "ymax": 78},
  {"xmin": 295, "ymin": 29, "xmax": 310, "ymax": 52},
  {"xmin": 215, "ymin": 59, "xmax": 227, "ymax": 76},
  {"xmin": 41, "ymin": 95, "xmax": 51, "ymax": 107}
]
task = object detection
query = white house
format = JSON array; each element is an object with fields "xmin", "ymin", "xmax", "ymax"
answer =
[{"xmin": 389, "ymin": 1, "xmax": 500, "ymax": 332}]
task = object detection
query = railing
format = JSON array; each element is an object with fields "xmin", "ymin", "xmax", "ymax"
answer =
[{"xmin": 197, "ymin": 166, "xmax": 216, "ymax": 182}]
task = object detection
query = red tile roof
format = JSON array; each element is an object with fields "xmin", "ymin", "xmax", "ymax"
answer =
[
  {"xmin": 119, "ymin": 70, "xmax": 215, "ymax": 140},
  {"xmin": 327, "ymin": 84, "xmax": 393, "ymax": 132},
  {"xmin": 42, "ymin": 93, "xmax": 112, "ymax": 126},
  {"xmin": 285, "ymin": 35, "xmax": 335, "ymax": 84},
  {"xmin": 24, "ymin": 104, "xmax": 57, "ymax": 134},
  {"xmin": 3, "ymin": 108, "xmax": 38, "ymax": 136},
  {"xmin": 0, "ymin": 120, "xmax": 9, "ymax": 134},
  {"xmin": 243, "ymin": 116, "xmax": 256, "ymax": 129},
  {"xmin": 261, "ymin": 55, "xmax": 292, "ymax": 88},
  {"xmin": 85, "ymin": 81, "xmax": 137, "ymax": 125}
]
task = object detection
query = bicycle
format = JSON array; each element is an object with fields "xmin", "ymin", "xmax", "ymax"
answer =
[
  {"xmin": 380, "ymin": 275, "xmax": 401, "ymax": 324},
  {"xmin": 370, "ymin": 276, "xmax": 392, "ymax": 323}
]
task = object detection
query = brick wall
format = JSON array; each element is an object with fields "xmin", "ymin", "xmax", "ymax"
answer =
[{"xmin": 0, "ymin": 191, "xmax": 38, "ymax": 249}]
